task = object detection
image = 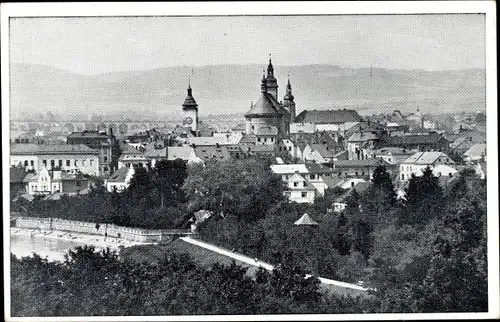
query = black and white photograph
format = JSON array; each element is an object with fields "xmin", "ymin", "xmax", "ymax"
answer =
[{"xmin": 2, "ymin": 2, "xmax": 498, "ymax": 321}]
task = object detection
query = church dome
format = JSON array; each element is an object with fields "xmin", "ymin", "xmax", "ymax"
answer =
[{"xmin": 244, "ymin": 92, "xmax": 280, "ymax": 118}]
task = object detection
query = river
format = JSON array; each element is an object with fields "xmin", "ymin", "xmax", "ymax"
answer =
[{"xmin": 10, "ymin": 234, "xmax": 89, "ymax": 262}]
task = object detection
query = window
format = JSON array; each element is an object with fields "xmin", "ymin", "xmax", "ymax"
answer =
[
  {"xmin": 24, "ymin": 160, "xmax": 28, "ymax": 166},
  {"xmin": 257, "ymin": 137, "xmax": 261, "ymax": 142},
  {"xmin": 355, "ymin": 172, "xmax": 358, "ymax": 176},
  {"xmin": 90, "ymin": 159, "xmax": 93, "ymax": 166},
  {"xmin": 66, "ymin": 160, "xmax": 70, "ymax": 166},
  {"xmin": 104, "ymin": 156, "xmax": 108, "ymax": 162},
  {"xmin": 30, "ymin": 160, "xmax": 34, "ymax": 167},
  {"xmin": 362, "ymin": 171, "xmax": 365, "ymax": 176},
  {"xmin": 301, "ymin": 192, "xmax": 307, "ymax": 198},
  {"xmin": 294, "ymin": 182, "xmax": 299, "ymax": 187},
  {"xmin": 82, "ymin": 160, "xmax": 86, "ymax": 166},
  {"xmin": 50, "ymin": 160, "xmax": 55, "ymax": 168},
  {"xmin": 289, "ymin": 147, "xmax": 292, "ymax": 151},
  {"xmin": 74, "ymin": 160, "xmax": 78, "ymax": 166},
  {"xmin": 401, "ymin": 174, "xmax": 405, "ymax": 180},
  {"xmin": 59, "ymin": 160, "xmax": 63, "ymax": 167}
]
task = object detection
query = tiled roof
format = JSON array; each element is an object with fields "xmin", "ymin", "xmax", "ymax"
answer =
[
  {"xmin": 107, "ymin": 167, "xmax": 133, "ymax": 183},
  {"xmin": 295, "ymin": 109, "xmax": 362, "ymax": 124},
  {"xmin": 167, "ymin": 146, "xmax": 194, "ymax": 161},
  {"xmin": 320, "ymin": 175, "xmax": 343, "ymax": 187},
  {"xmin": 403, "ymin": 152, "xmax": 452, "ymax": 165},
  {"xmin": 22, "ymin": 173, "xmax": 36, "ymax": 183},
  {"xmin": 239, "ymin": 134, "xmax": 257, "ymax": 144},
  {"xmin": 11, "ymin": 143, "xmax": 99, "ymax": 155},
  {"xmin": 310, "ymin": 144, "xmax": 339, "ymax": 158},
  {"xmin": 373, "ymin": 147, "xmax": 418, "ymax": 155},
  {"xmin": 463, "ymin": 143, "xmax": 487, "ymax": 158},
  {"xmin": 334, "ymin": 159, "xmax": 390, "ymax": 168},
  {"xmin": 382, "ymin": 133, "xmax": 447, "ymax": 146},
  {"xmin": 305, "ymin": 162, "xmax": 334, "ymax": 174},
  {"xmin": 10, "ymin": 167, "xmax": 27, "ymax": 183},
  {"xmin": 144, "ymin": 147, "xmax": 168, "ymax": 158},
  {"xmin": 193, "ymin": 146, "xmax": 231, "ymax": 161}
]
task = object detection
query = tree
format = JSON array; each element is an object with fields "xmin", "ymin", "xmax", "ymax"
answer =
[{"xmin": 402, "ymin": 167, "xmax": 444, "ymax": 226}]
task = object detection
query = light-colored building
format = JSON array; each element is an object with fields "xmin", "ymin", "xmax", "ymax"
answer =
[
  {"xmin": 270, "ymin": 163, "xmax": 334, "ymax": 203},
  {"xmin": 463, "ymin": 143, "xmax": 487, "ymax": 163},
  {"xmin": 10, "ymin": 143, "xmax": 99, "ymax": 176},
  {"xmin": 373, "ymin": 147, "xmax": 418, "ymax": 164},
  {"xmin": 167, "ymin": 146, "xmax": 200, "ymax": 164},
  {"xmin": 399, "ymin": 152, "xmax": 455, "ymax": 181},
  {"xmin": 25, "ymin": 168, "xmax": 89, "ymax": 195},
  {"xmin": 105, "ymin": 166, "xmax": 135, "ymax": 193}
]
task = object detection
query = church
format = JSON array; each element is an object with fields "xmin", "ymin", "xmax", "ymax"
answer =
[{"xmin": 244, "ymin": 58, "xmax": 296, "ymax": 140}]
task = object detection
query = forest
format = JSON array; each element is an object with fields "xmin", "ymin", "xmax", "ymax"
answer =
[{"xmin": 11, "ymin": 157, "xmax": 488, "ymax": 313}]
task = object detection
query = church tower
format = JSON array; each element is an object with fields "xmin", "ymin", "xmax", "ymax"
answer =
[
  {"xmin": 182, "ymin": 83, "xmax": 198, "ymax": 132},
  {"xmin": 265, "ymin": 56, "xmax": 279, "ymax": 100},
  {"xmin": 283, "ymin": 78, "xmax": 296, "ymax": 121}
]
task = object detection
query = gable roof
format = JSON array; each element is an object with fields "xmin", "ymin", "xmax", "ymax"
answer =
[
  {"xmin": 305, "ymin": 162, "xmax": 334, "ymax": 174},
  {"xmin": 295, "ymin": 109, "xmax": 362, "ymax": 124},
  {"xmin": 309, "ymin": 144, "xmax": 338, "ymax": 158},
  {"xmin": 463, "ymin": 143, "xmax": 487, "ymax": 158},
  {"xmin": 239, "ymin": 134, "xmax": 257, "ymax": 144},
  {"xmin": 107, "ymin": 167, "xmax": 133, "ymax": 183},
  {"xmin": 189, "ymin": 136, "xmax": 228, "ymax": 146},
  {"xmin": 294, "ymin": 213, "xmax": 319, "ymax": 226},
  {"xmin": 320, "ymin": 175, "xmax": 344, "ymax": 188},
  {"xmin": 334, "ymin": 158, "xmax": 391, "ymax": 168},
  {"xmin": 403, "ymin": 152, "xmax": 452, "ymax": 165}
]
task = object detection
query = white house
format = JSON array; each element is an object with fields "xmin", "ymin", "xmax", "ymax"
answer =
[
  {"xmin": 270, "ymin": 163, "xmax": 334, "ymax": 203},
  {"xmin": 105, "ymin": 167, "xmax": 135, "ymax": 193},
  {"xmin": 399, "ymin": 152, "xmax": 455, "ymax": 181}
]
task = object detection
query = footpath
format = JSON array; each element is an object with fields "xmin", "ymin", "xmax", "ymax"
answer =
[{"xmin": 180, "ymin": 236, "xmax": 370, "ymax": 296}]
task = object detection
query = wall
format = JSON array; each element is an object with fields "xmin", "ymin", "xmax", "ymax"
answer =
[{"xmin": 13, "ymin": 217, "xmax": 193, "ymax": 243}]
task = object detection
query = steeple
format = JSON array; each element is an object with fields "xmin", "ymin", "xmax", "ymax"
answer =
[
  {"xmin": 182, "ymin": 81, "xmax": 198, "ymax": 110},
  {"xmin": 264, "ymin": 55, "xmax": 278, "ymax": 99},
  {"xmin": 283, "ymin": 76, "xmax": 296, "ymax": 121},
  {"xmin": 267, "ymin": 54, "xmax": 274, "ymax": 78}
]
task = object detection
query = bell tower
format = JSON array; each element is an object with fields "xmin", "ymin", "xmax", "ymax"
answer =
[
  {"xmin": 283, "ymin": 77, "xmax": 296, "ymax": 121},
  {"xmin": 182, "ymin": 81, "xmax": 198, "ymax": 132},
  {"xmin": 265, "ymin": 54, "xmax": 278, "ymax": 100}
]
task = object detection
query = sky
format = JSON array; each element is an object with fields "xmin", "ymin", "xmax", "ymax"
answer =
[{"xmin": 10, "ymin": 14, "xmax": 485, "ymax": 75}]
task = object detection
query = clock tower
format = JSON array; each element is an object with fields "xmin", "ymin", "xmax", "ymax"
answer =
[{"xmin": 182, "ymin": 83, "xmax": 198, "ymax": 133}]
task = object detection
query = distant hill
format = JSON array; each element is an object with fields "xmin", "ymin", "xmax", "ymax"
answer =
[{"xmin": 10, "ymin": 63, "xmax": 485, "ymax": 121}]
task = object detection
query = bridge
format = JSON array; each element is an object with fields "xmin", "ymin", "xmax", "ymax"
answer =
[{"xmin": 10, "ymin": 118, "xmax": 243, "ymax": 137}]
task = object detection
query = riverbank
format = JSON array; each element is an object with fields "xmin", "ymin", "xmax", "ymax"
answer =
[{"xmin": 10, "ymin": 227, "xmax": 150, "ymax": 261}]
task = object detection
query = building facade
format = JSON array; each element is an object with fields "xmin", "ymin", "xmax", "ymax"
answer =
[
  {"xmin": 67, "ymin": 130, "xmax": 120, "ymax": 176},
  {"xmin": 10, "ymin": 143, "xmax": 100, "ymax": 176}
]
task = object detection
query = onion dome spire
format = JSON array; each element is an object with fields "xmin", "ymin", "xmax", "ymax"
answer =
[{"xmin": 182, "ymin": 79, "xmax": 198, "ymax": 110}]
